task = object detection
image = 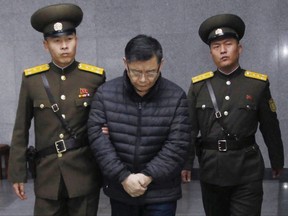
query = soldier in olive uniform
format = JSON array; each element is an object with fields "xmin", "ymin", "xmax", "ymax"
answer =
[
  {"xmin": 8, "ymin": 3, "xmax": 105, "ymax": 216},
  {"xmin": 182, "ymin": 14, "xmax": 284, "ymax": 216}
]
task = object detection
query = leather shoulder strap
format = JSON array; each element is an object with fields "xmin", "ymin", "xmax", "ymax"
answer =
[{"xmin": 41, "ymin": 73, "xmax": 77, "ymax": 138}]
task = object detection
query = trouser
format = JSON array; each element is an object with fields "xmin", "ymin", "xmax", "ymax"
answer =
[
  {"xmin": 200, "ymin": 180, "xmax": 263, "ymax": 216},
  {"xmin": 110, "ymin": 199, "xmax": 177, "ymax": 216},
  {"xmin": 34, "ymin": 176, "xmax": 100, "ymax": 216}
]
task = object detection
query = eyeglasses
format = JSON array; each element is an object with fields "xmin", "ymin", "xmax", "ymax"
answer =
[{"xmin": 127, "ymin": 65, "xmax": 160, "ymax": 79}]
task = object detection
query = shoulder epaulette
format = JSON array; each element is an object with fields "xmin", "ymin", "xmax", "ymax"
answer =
[
  {"xmin": 24, "ymin": 64, "xmax": 49, "ymax": 76},
  {"xmin": 244, "ymin": 70, "xmax": 268, "ymax": 81},
  {"xmin": 192, "ymin": 71, "xmax": 214, "ymax": 83},
  {"xmin": 78, "ymin": 63, "xmax": 104, "ymax": 75}
]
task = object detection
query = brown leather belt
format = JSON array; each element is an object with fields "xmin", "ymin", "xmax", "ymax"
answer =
[
  {"xmin": 201, "ymin": 136, "xmax": 255, "ymax": 152},
  {"xmin": 37, "ymin": 137, "xmax": 88, "ymax": 158}
]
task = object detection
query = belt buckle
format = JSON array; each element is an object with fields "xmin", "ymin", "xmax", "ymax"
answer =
[
  {"xmin": 218, "ymin": 140, "xmax": 227, "ymax": 152},
  {"xmin": 55, "ymin": 140, "xmax": 67, "ymax": 157}
]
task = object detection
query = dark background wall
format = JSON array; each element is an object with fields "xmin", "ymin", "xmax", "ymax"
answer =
[{"xmin": 0, "ymin": 0, "xmax": 287, "ymax": 169}]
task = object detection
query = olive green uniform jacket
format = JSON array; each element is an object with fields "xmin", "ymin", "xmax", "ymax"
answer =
[
  {"xmin": 188, "ymin": 67, "xmax": 284, "ymax": 186},
  {"xmin": 8, "ymin": 61, "xmax": 105, "ymax": 200}
]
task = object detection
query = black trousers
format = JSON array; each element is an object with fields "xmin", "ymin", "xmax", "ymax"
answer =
[{"xmin": 200, "ymin": 180, "xmax": 263, "ymax": 216}]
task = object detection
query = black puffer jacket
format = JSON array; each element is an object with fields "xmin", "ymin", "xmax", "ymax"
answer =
[{"xmin": 88, "ymin": 71, "xmax": 191, "ymax": 204}]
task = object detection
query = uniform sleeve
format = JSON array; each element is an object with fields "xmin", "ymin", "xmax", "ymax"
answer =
[
  {"xmin": 183, "ymin": 83, "xmax": 198, "ymax": 170},
  {"xmin": 8, "ymin": 74, "xmax": 33, "ymax": 183},
  {"xmin": 258, "ymin": 82, "xmax": 284, "ymax": 169},
  {"xmin": 87, "ymin": 86, "xmax": 131, "ymax": 183},
  {"xmin": 99, "ymin": 70, "xmax": 106, "ymax": 86},
  {"xmin": 141, "ymin": 92, "xmax": 192, "ymax": 182}
]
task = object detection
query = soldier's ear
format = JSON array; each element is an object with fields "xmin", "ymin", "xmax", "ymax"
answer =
[
  {"xmin": 43, "ymin": 39, "xmax": 48, "ymax": 50},
  {"xmin": 238, "ymin": 43, "xmax": 243, "ymax": 55}
]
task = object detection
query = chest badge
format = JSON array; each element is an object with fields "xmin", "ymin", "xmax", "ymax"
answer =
[
  {"xmin": 79, "ymin": 88, "xmax": 90, "ymax": 98},
  {"xmin": 246, "ymin": 94, "xmax": 253, "ymax": 101}
]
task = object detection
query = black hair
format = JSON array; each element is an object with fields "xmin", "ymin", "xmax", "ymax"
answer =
[{"xmin": 125, "ymin": 34, "xmax": 163, "ymax": 64}]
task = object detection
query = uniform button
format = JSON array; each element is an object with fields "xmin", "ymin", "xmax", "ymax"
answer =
[
  {"xmin": 225, "ymin": 96, "xmax": 230, "ymax": 100},
  {"xmin": 59, "ymin": 133, "xmax": 64, "ymax": 139},
  {"xmin": 226, "ymin": 81, "xmax": 231, "ymax": 85},
  {"xmin": 40, "ymin": 104, "xmax": 45, "ymax": 109},
  {"xmin": 83, "ymin": 102, "xmax": 88, "ymax": 107},
  {"xmin": 62, "ymin": 114, "xmax": 66, "ymax": 119},
  {"xmin": 61, "ymin": 75, "xmax": 66, "ymax": 81},
  {"xmin": 61, "ymin": 95, "xmax": 66, "ymax": 100},
  {"xmin": 201, "ymin": 104, "xmax": 206, "ymax": 109},
  {"xmin": 224, "ymin": 111, "xmax": 229, "ymax": 116}
]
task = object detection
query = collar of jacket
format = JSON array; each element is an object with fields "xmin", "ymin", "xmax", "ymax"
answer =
[
  {"xmin": 215, "ymin": 66, "xmax": 243, "ymax": 79},
  {"xmin": 49, "ymin": 60, "xmax": 78, "ymax": 74},
  {"xmin": 123, "ymin": 70, "xmax": 162, "ymax": 101}
]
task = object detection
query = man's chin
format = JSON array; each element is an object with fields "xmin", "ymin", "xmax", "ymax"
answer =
[
  {"xmin": 135, "ymin": 88, "xmax": 149, "ymax": 96},
  {"xmin": 59, "ymin": 58, "xmax": 74, "ymax": 65}
]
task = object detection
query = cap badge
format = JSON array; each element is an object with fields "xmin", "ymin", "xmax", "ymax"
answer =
[
  {"xmin": 215, "ymin": 28, "xmax": 224, "ymax": 36},
  {"xmin": 54, "ymin": 22, "xmax": 63, "ymax": 31}
]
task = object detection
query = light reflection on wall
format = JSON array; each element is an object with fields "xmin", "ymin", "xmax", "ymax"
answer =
[{"xmin": 282, "ymin": 45, "xmax": 288, "ymax": 57}]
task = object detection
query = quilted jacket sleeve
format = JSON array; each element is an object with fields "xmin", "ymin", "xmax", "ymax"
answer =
[
  {"xmin": 141, "ymin": 92, "xmax": 191, "ymax": 182},
  {"xmin": 87, "ymin": 86, "xmax": 131, "ymax": 183}
]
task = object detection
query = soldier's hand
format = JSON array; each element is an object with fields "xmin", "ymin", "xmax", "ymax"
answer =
[
  {"xmin": 181, "ymin": 170, "xmax": 191, "ymax": 183},
  {"xmin": 13, "ymin": 183, "xmax": 27, "ymax": 200},
  {"xmin": 121, "ymin": 174, "xmax": 147, "ymax": 197},
  {"xmin": 272, "ymin": 168, "xmax": 283, "ymax": 178}
]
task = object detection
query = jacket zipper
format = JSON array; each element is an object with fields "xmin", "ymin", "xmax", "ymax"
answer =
[{"xmin": 133, "ymin": 102, "xmax": 142, "ymax": 172}]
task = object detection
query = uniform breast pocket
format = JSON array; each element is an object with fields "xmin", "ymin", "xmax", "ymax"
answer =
[
  {"xmin": 75, "ymin": 98, "xmax": 91, "ymax": 109},
  {"xmin": 196, "ymin": 100, "xmax": 214, "ymax": 131},
  {"xmin": 196, "ymin": 100, "xmax": 214, "ymax": 115},
  {"xmin": 33, "ymin": 100, "xmax": 52, "ymax": 111},
  {"xmin": 33, "ymin": 100, "xmax": 53, "ymax": 124},
  {"xmin": 237, "ymin": 102, "xmax": 258, "ymax": 125},
  {"xmin": 196, "ymin": 99, "xmax": 214, "ymax": 109},
  {"xmin": 238, "ymin": 102, "xmax": 257, "ymax": 112}
]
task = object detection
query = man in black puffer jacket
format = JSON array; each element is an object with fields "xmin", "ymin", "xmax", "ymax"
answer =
[{"xmin": 88, "ymin": 34, "xmax": 191, "ymax": 216}]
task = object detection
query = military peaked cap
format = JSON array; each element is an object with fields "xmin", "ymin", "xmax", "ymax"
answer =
[
  {"xmin": 198, "ymin": 14, "xmax": 245, "ymax": 45},
  {"xmin": 31, "ymin": 3, "xmax": 83, "ymax": 37}
]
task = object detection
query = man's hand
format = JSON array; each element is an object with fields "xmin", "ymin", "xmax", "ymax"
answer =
[
  {"xmin": 272, "ymin": 168, "xmax": 283, "ymax": 178},
  {"xmin": 13, "ymin": 183, "xmax": 27, "ymax": 200},
  {"xmin": 121, "ymin": 174, "xmax": 147, "ymax": 197},
  {"xmin": 135, "ymin": 173, "xmax": 152, "ymax": 188},
  {"xmin": 181, "ymin": 170, "xmax": 191, "ymax": 183},
  {"xmin": 102, "ymin": 125, "xmax": 109, "ymax": 136}
]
